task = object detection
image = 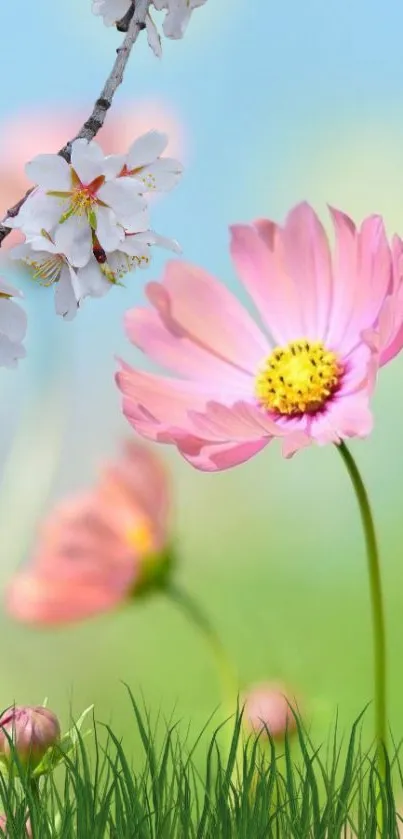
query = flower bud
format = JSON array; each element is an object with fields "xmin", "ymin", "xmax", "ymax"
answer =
[
  {"xmin": 0, "ymin": 706, "xmax": 61, "ymax": 771},
  {"xmin": 243, "ymin": 682, "xmax": 298, "ymax": 740},
  {"xmin": 0, "ymin": 814, "xmax": 32, "ymax": 837}
]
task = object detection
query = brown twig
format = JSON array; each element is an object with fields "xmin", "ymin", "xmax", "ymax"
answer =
[{"xmin": 0, "ymin": 0, "xmax": 151, "ymax": 247}]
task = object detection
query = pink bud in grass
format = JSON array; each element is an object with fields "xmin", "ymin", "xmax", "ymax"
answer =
[
  {"xmin": 0, "ymin": 706, "xmax": 61, "ymax": 772},
  {"xmin": 243, "ymin": 682, "xmax": 299, "ymax": 740},
  {"xmin": 0, "ymin": 814, "xmax": 32, "ymax": 837}
]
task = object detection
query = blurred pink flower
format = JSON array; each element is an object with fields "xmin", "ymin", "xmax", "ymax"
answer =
[
  {"xmin": 6, "ymin": 442, "xmax": 171, "ymax": 625},
  {"xmin": 243, "ymin": 682, "xmax": 298, "ymax": 739},
  {"xmin": 117, "ymin": 203, "xmax": 403, "ymax": 471},
  {"xmin": 0, "ymin": 706, "xmax": 60, "ymax": 771},
  {"xmin": 0, "ymin": 102, "xmax": 184, "ymax": 250}
]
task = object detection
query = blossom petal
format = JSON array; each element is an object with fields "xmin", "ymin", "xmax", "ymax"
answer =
[
  {"xmin": 25, "ymin": 154, "xmax": 71, "ymax": 191},
  {"xmin": 0, "ymin": 335, "xmax": 26, "ymax": 368},
  {"xmin": 96, "ymin": 206, "xmax": 125, "ymax": 252},
  {"xmin": 133, "ymin": 230, "xmax": 181, "ymax": 253},
  {"xmin": 71, "ymin": 139, "xmax": 104, "ymax": 184},
  {"xmin": 54, "ymin": 215, "xmax": 92, "ymax": 267},
  {"xmin": 54, "ymin": 265, "xmax": 79, "ymax": 320},
  {"xmin": 0, "ymin": 298, "xmax": 27, "ymax": 342},
  {"xmin": 104, "ymin": 154, "xmax": 126, "ymax": 180},
  {"xmin": 126, "ymin": 131, "xmax": 168, "ymax": 171},
  {"xmin": 132, "ymin": 157, "xmax": 183, "ymax": 192},
  {"xmin": 146, "ymin": 14, "xmax": 162, "ymax": 58},
  {"xmin": 77, "ymin": 258, "xmax": 111, "ymax": 299},
  {"xmin": 92, "ymin": 0, "xmax": 131, "ymax": 25},
  {"xmin": 98, "ymin": 179, "xmax": 146, "ymax": 223}
]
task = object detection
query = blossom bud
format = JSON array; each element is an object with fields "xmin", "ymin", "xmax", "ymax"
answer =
[
  {"xmin": 243, "ymin": 682, "xmax": 298, "ymax": 740},
  {"xmin": 0, "ymin": 706, "xmax": 61, "ymax": 771}
]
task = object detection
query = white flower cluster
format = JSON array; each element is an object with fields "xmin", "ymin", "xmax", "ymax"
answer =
[
  {"xmin": 92, "ymin": 0, "xmax": 207, "ymax": 55},
  {"xmin": 7, "ymin": 131, "xmax": 182, "ymax": 320},
  {"xmin": 0, "ymin": 280, "xmax": 27, "ymax": 368}
]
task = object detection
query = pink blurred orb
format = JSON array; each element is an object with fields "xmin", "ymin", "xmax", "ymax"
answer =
[{"xmin": 243, "ymin": 682, "xmax": 299, "ymax": 739}]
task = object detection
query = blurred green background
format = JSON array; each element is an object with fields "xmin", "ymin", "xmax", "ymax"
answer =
[{"xmin": 1, "ymin": 0, "xmax": 403, "ymax": 757}]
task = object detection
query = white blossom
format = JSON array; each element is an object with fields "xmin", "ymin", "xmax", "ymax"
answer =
[
  {"xmin": 92, "ymin": 0, "xmax": 208, "ymax": 46},
  {"xmin": 11, "ymin": 233, "xmax": 104, "ymax": 321},
  {"xmin": 106, "ymin": 130, "xmax": 183, "ymax": 193},
  {"xmin": 0, "ymin": 279, "xmax": 27, "ymax": 368},
  {"xmin": 11, "ymin": 224, "xmax": 180, "ymax": 320},
  {"xmin": 6, "ymin": 140, "xmax": 146, "ymax": 267},
  {"xmin": 153, "ymin": 0, "xmax": 207, "ymax": 39},
  {"xmin": 92, "ymin": 0, "xmax": 131, "ymax": 26},
  {"xmin": 7, "ymin": 133, "xmax": 183, "ymax": 319}
]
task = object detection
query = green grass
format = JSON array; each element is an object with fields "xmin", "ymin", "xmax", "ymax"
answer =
[{"xmin": 1, "ymin": 692, "xmax": 403, "ymax": 838}]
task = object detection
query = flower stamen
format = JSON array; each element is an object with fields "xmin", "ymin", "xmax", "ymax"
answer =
[{"xmin": 255, "ymin": 339, "xmax": 343, "ymax": 416}]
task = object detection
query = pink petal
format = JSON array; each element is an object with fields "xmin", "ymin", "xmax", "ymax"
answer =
[
  {"xmin": 230, "ymin": 222, "xmax": 304, "ymax": 344},
  {"xmin": 339, "ymin": 343, "xmax": 373, "ymax": 395},
  {"xmin": 117, "ymin": 363, "xmax": 247, "ymax": 432},
  {"xmin": 125, "ymin": 306, "xmax": 254, "ymax": 386},
  {"xmin": 309, "ymin": 394, "xmax": 373, "ymax": 445},
  {"xmin": 178, "ymin": 436, "xmax": 270, "ymax": 472},
  {"xmin": 7, "ymin": 492, "xmax": 138, "ymax": 626},
  {"xmin": 280, "ymin": 202, "xmax": 333, "ymax": 338},
  {"xmin": 143, "ymin": 261, "xmax": 268, "ymax": 373},
  {"xmin": 6, "ymin": 571, "xmax": 126, "ymax": 626},
  {"xmin": 99, "ymin": 441, "xmax": 169, "ymax": 537},
  {"xmin": 326, "ymin": 210, "xmax": 392, "ymax": 355},
  {"xmin": 281, "ymin": 431, "xmax": 312, "ymax": 458},
  {"xmin": 378, "ymin": 236, "xmax": 403, "ymax": 366}
]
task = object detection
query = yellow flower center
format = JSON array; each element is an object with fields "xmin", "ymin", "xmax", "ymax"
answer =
[
  {"xmin": 70, "ymin": 187, "xmax": 95, "ymax": 217},
  {"xmin": 125, "ymin": 519, "xmax": 155, "ymax": 555},
  {"xmin": 255, "ymin": 339, "xmax": 343, "ymax": 416}
]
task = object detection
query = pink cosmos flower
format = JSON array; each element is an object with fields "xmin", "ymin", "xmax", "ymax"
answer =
[
  {"xmin": 6, "ymin": 442, "xmax": 170, "ymax": 625},
  {"xmin": 117, "ymin": 203, "xmax": 403, "ymax": 471},
  {"xmin": 243, "ymin": 682, "xmax": 298, "ymax": 739}
]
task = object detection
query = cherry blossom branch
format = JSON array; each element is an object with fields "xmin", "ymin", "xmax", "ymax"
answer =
[{"xmin": 0, "ymin": 0, "xmax": 151, "ymax": 248}]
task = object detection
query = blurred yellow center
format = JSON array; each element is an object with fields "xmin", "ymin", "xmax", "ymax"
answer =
[
  {"xmin": 126, "ymin": 520, "xmax": 154, "ymax": 554},
  {"xmin": 255, "ymin": 339, "xmax": 343, "ymax": 416}
]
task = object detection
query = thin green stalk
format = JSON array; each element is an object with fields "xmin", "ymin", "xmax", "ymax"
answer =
[
  {"xmin": 337, "ymin": 443, "xmax": 387, "ymax": 778},
  {"xmin": 165, "ymin": 582, "xmax": 238, "ymax": 717}
]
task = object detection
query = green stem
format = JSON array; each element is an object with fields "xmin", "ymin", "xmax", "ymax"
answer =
[
  {"xmin": 337, "ymin": 442, "xmax": 387, "ymax": 773},
  {"xmin": 165, "ymin": 582, "xmax": 238, "ymax": 716}
]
